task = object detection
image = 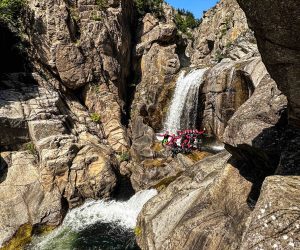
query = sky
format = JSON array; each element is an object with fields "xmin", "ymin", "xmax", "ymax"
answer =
[{"xmin": 165, "ymin": 0, "xmax": 219, "ymax": 19}]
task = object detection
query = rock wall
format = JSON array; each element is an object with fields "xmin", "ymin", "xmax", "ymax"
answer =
[
  {"xmin": 236, "ymin": 0, "xmax": 300, "ymax": 128},
  {"xmin": 191, "ymin": 0, "xmax": 257, "ymax": 65},
  {"xmin": 236, "ymin": 0, "xmax": 300, "ymax": 176},
  {"xmin": 136, "ymin": 1, "xmax": 300, "ymax": 250},
  {"xmin": 130, "ymin": 4, "xmax": 183, "ymax": 161},
  {"xmin": 26, "ymin": 0, "xmax": 134, "ymax": 152},
  {"xmin": 201, "ymin": 57, "xmax": 266, "ymax": 139},
  {"xmin": 0, "ymin": 74, "xmax": 117, "ymax": 247}
]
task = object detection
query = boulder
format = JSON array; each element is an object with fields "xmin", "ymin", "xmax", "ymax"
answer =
[
  {"xmin": 240, "ymin": 176, "xmax": 300, "ymax": 250},
  {"xmin": 130, "ymin": 116, "xmax": 156, "ymax": 162},
  {"xmin": 223, "ymin": 73, "xmax": 287, "ymax": 174},
  {"xmin": 0, "ymin": 151, "xmax": 62, "ymax": 247},
  {"xmin": 236, "ymin": 0, "xmax": 300, "ymax": 128},
  {"xmin": 136, "ymin": 151, "xmax": 254, "ymax": 250}
]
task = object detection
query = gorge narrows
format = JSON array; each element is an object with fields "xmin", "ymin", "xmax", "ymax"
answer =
[
  {"xmin": 164, "ymin": 68, "xmax": 208, "ymax": 133},
  {"xmin": 0, "ymin": 0, "xmax": 298, "ymax": 249}
]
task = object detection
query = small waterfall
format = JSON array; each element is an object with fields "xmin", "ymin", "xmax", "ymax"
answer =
[
  {"xmin": 27, "ymin": 189, "xmax": 157, "ymax": 250},
  {"xmin": 164, "ymin": 68, "xmax": 208, "ymax": 133}
]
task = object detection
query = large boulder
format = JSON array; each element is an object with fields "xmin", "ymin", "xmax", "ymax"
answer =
[
  {"xmin": 137, "ymin": 151, "xmax": 255, "ymax": 250},
  {"xmin": 236, "ymin": 0, "xmax": 300, "ymax": 128},
  {"xmin": 223, "ymin": 73, "xmax": 287, "ymax": 175},
  {"xmin": 0, "ymin": 151, "xmax": 62, "ymax": 247},
  {"xmin": 201, "ymin": 57, "xmax": 268, "ymax": 138},
  {"xmin": 240, "ymin": 176, "xmax": 300, "ymax": 249}
]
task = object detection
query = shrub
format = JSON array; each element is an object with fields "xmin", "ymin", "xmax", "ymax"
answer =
[
  {"xmin": 0, "ymin": 0, "xmax": 25, "ymax": 27},
  {"xmin": 118, "ymin": 151, "xmax": 130, "ymax": 163},
  {"xmin": 215, "ymin": 50, "xmax": 226, "ymax": 63},
  {"xmin": 90, "ymin": 113, "xmax": 101, "ymax": 123},
  {"xmin": 69, "ymin": 7, "xmax": 80, "ymax": 22},
  {"xmin": 96, "ymin": 0, "xmax": 108, "ymax": 9},
  {"xmin": 134, "ymin": 0, "xmax": 163, "ymax": 17},
  {"xmin": 134, "ymin": 226, "xmax": 142, "ymax": 236},
  {"xmin": 174, "ymin": 9, "xmax": 200, "ymax": 34},
  {"xmin": 91, "ymin": 14, "xmax": 102, "ymax": 21},
  {"xmin": 25, "ymin": 142, "xmax": 36, "ymax": 155}
]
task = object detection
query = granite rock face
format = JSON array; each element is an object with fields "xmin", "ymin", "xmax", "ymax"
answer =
[
  {"xmin": 0, "ymin": 151, "xmax": 62, "ymax": 246},
  {"xmin": 26, "ymin": 0, "xmax": 134, "ymax": 152},
  {"xmin": 236, "ymin": 0, "xmax": 300, "ymax": 176},
  {"xmin": 191, "ymin": 0, "xmax": 258, "ymax": 65},
  {"xmin": 240, "ymin": 176, "xmax": 300, "ymax": 250},
  {"xmin": 130, "ymin": 5, "xmax": 182, "ymax": 161},
  {"xmin": 223, "ymin": 67, "xmax": 287, "ymax": 175},
  {"xmin": 0, "ymin": 75, "xmax": 117, "ymax": 247},
  {"xmin": 201, "ymin": 57, "xmax": 269, "ymax": 139},
  {"xmin": 236, "ymin": 0, "xmax": 300, "ymax": 128},
  {"xmin": 137, "ymin": 152, "xmax": 254, "ymax": 250}
]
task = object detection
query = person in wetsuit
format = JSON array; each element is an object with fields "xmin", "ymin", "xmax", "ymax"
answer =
[{"xmin": 160, "ymin": 131, "xmax": 170, "ymax": 146}]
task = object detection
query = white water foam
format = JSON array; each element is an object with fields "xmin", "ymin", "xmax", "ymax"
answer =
[
  {"xmin": 210, "ymin": 144, "xmax": 225, "ymax": 152},
  {"xmin": 30, "ymin": 189, "xmax": 157, "ymax": 249},
  {"xmin": 164, "ymin": 68, "xmax": 208, "ymax": 133}
]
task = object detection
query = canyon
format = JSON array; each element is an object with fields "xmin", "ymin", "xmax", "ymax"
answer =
[{"xmin": 0, "ymin": 0, "xmax": 299, "ymax": 249}]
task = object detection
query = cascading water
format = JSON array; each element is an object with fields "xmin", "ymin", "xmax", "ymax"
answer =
[
  {"xmin": 164, "ymin": 68, "xmax": 208, "ymax": 133},
  {"xmin": 26, "ymin": 189, "xmax": 157, "ymax": 250}
]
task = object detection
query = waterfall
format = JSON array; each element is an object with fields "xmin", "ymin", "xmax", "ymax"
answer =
[
  {"xmin": 164, "ymin": 68, "xmax": 208, "ymax": 133},
  {"xmin": 27, "ymin": 189, "xmax": 157, "ymax": 250}
]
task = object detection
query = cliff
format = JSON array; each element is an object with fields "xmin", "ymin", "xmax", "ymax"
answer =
[{"xmin": 0, "ymin": 0, "xmax": 299, "ymax": 249}]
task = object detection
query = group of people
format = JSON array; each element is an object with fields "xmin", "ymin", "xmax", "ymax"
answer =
[{"xmin": 159, "ymin": 129, "xmax": 207, "ymax": 156}]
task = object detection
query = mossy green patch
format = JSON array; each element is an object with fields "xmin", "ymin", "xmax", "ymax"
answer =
[
  {"xmin": 186, "ymin": 150, "xmax": 212, "ymax": 162},
  {"xmin": 0, "ymin": 0, "xmax": 25, "ymax": 28},
  {"xmin": 90, "ymin": 113, "xmax": 101, "ymax": 123},
  {"xmin": 2, "ymin": 224, "xmax": 33, "ymax": 250},
  {"xmin": 134, "ymin": 226, "xmax": 142, "ymax": 237},
  {"xmin": 153, "ymin": 172, "xmax": 183, "ymax": 191}
]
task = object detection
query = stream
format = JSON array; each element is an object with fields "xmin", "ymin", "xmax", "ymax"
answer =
[{"xmin": 26, "ymin": 190, "xmax": 157, "ymax": 250}]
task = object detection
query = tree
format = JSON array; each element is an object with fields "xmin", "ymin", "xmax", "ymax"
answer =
[{"xmin": 134, "ymin": 0, "xmax": 163, "ymax": 17}]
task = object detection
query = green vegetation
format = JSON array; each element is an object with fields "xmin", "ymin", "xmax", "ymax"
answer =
[
  {"xmin": 96, "ymin": 0, "xmax": 108, "ymax": 9},
  {"xmin": 0, "ymin": 0, "xmax": 25, "ymax": 27},
  {"xmin": 134, "ymin": 0, "xmax": 163, "ymax": 17},
  {"xmin": 225, "ymin": 41, "xmax": 232, "ymax": 48},
  {"xmin": 215, "ymin": 50, "xmax": 226, "ymax": 63},
  {"xmin": 90, "ymin": 112, "xmax": 101, "ymax": 123},
  {"xmin": 69, "ymin": 7, "xmax": 80, "ymax": 22},
  {"xmin": 174, "ymin": 9, "xmax": 200, "ymax": 35},
  {"xmin": 91, "ymin": 84, "xmax": 101, "ymax": 93},
  {"xmin": 117, "ymin": 151, "xmax": 130, "ymax": 163},
  {"xmin": 134, "ymin": 226, "xmax": 142, "ymax": 236},
  {"xmin": 91, "ymin": 13, "xmax": 102, "ymax": 21},
  {"xmin": 26, "ymin": 142, "xmax": 36, "ymax": 155}
]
